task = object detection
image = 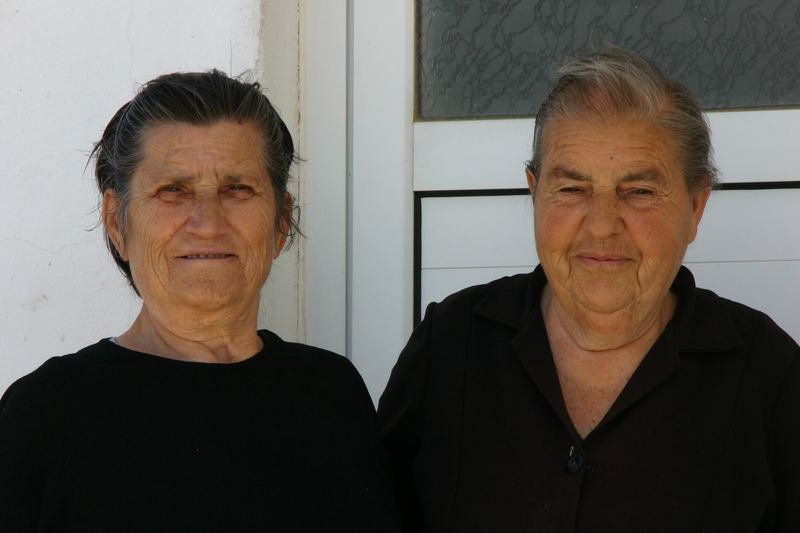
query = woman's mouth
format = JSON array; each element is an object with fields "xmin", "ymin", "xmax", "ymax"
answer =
[{"xmin": 575, "ymin": 254, "xmax": 631, "ymax": 268}]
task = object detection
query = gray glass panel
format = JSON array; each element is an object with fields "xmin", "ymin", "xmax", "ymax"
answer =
[{"xmin": 418, "ymin": 0, "xmax": 800, "ymax": 119}]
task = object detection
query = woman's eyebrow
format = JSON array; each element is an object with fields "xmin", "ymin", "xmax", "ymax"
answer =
[
  {"xmin": 139, "ymin": 174, "xmax": 194, "ymax": 187},
  {"xmin": 619, "ymin": 168, "xmax": 668, "ymax": 186},
  {"xmin": 220, "ymin": 173, "xmax": 260, "ymax": 183},
  {"xmin": 547, "ymin": 165, "xmax": 591, "ymax": 182}
]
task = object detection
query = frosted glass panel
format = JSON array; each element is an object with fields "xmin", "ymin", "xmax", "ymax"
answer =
[{"xmin": 417, "ymin": 0, "xmax": 800, "ymax": 119}]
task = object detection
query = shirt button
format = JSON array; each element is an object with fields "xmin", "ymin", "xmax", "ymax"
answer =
[{"xmin": 565, "ymin": 453, "xmax": 585, "ymax": 473}]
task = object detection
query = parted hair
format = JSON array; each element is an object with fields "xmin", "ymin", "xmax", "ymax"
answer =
[
  {"xmin": 91, "ymin": 69, "xmax": 298, "ymax": 294},
  {"xmin": 528, "ymin": 46, "xmax": 717, "ymax": 192}
]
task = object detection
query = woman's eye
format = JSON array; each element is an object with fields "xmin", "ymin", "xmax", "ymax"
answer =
[
  {"xmin": 224, "ymin": 184, "xmax": 255, "ymax": 198},
  {"xmin": 156, "ymin": 185, "xmax": 187, "ymax": 200}
]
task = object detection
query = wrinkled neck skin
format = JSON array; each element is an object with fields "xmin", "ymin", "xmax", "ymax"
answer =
[
  {"xmin": 116, "ymin": 299, "xmax": 263, "ymax": 364},
  {"xmin": 541, "ymin": 284, "xmax": 677, "ymax": 356}
]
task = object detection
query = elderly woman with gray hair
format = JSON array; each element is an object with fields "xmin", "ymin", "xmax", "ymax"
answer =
[
  {"xmin": 379, "ymin": 47, "xmax": 799, "ymax": 532},
  {"xmin": 0, "ymin": 71, "xmax": 400, "ymax": 532}
]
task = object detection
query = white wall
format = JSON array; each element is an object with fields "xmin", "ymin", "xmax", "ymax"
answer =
[{"xmin": 0, "ymin": 0, "xmax": 264, "ymax": 394}]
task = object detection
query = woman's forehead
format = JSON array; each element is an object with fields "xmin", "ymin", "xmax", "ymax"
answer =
[
  {"xmin": 537, "ymin": 117, "xmax": 684, "ymax": 185},
  {"xmin": 541, "ymin": 117, "xmax": 678, "ymax": 160},
  {"xmin": 135, "ymin": 121, "xmax": 268, "ymax": 180}
]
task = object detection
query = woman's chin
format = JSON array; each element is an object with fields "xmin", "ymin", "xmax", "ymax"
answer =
[
  {"xmin": 569, "ymin": 283, "xmax": 636, "ymax": 316},
  {"xmin": 168, "ymin": 282, "xmax": 250, "ymax": 313}
]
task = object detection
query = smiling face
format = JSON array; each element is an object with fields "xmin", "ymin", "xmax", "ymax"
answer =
[
  {"xmin": 529, "ymin": 117, "xmax": 709, "ymax": 329},
  {"xmin": 104, "ymin": 120, "xmax": 288, "ymax": 316}
]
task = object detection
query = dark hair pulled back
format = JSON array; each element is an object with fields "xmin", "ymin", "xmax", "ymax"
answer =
[{"xmin": 91, "ymin": 69, "xmax": 299, "ymax": 293}]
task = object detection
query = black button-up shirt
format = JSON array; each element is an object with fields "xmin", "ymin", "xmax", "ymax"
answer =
[{"xmin": 379, "ymin": 266, "xmax": 800, "ymax": 532}]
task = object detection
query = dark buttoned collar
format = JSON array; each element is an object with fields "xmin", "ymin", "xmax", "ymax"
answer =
[
  {"xmin": 472, "ymin": 264, "xmax": 744, "ymax": 354},
  {"xmin": 472, "ymin": 264, "xmax": 745, "ymax": 441}
]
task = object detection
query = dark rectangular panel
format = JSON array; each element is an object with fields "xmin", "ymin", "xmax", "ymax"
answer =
[{"xmin": 417, "ymin": 0, "xmax": 800, "ymax": 119}]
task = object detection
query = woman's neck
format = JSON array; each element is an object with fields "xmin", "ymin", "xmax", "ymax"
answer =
[
  {"xmin": 540, "ymin": 284, "xmax": 676, "ymax": 355},
  {"xmin": 116, "ymin": 303, "xmax": 263, "ymax": 363},
  {"xmin": 541, "ymin": 285, "xmax": 677, "ymax": 438}
]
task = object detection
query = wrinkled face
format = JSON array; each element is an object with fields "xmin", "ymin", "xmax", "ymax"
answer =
[
  {"xmin": 104, "ymin": 120, "xmax": 287, "ymax": 314},
  {"xmin": 529, "ymin": 118, "xmax": 709, "ymax": 318}
]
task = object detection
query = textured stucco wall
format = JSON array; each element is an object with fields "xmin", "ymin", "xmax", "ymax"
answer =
[{"xmin": 0, "ymin": 0, "xmax": 264, "ymax": 393}]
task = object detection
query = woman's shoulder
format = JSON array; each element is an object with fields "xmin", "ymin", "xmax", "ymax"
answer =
[
  {"xmin": 2, "ymin": 339, "xmax": 119, "ymax": 402},
  {"xmin": 0, "ymin": 341, "xmax": 117, "ymax": 438},
  {"xmin": 688, "ymin": 287, "xmax": 799, "ymax": 405},
  {"xmin": 691, "ymin": 287, "xmax": 798, "ymax": 354},
  {"xmin": 425, "ymin": 271, "xmax": 537, "ymax": 322},
  {"xmin": 2, "ymin": 339, "xmax": 114, "ymax": 391},
  {"xmin": 260, "ymin": 329, "xmax": 351, "ymax": 366},
  {"xmin": 413, "ymin": 272, "xmax": 540, "ymax": 343},
  {"xmin": 258, "ymin": 329, "xmax": 376, "ymax": 413},
  {"xmin": 259, "ymin": 329, "xmax": 368, "ymax": 386},
  {"xmin": 440, "ymin": 271, "xmax": 533, "ymax": 306}
]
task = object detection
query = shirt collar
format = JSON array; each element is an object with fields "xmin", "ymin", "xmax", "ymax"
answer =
[{"xmin": 472, "ymin": 264, "xmax": 744, "ymax": 354}]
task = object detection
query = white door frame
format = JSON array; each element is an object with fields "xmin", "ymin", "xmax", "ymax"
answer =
[
  {"xmin": 260, "ymin": 0, "xmax": 349, "ymax": 357},
  {"xmin": 349, "ymin": 0, "xmax": 416, "ymax": 401},
  {"xmin": 261, "ymin": 0, "xmax": 415, "ymax": 402}
]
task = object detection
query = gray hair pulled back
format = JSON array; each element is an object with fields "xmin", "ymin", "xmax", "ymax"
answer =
[
  {"xmin": 528, "ymin": 46, "xmax": 717, "ymax": 192},
  {"xmin": 91, "ymin": 69, "xmax": 299, "ymax": 294}
]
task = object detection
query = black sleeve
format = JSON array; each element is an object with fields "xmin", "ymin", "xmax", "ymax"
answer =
[
  {"xmin": 770, "ymin": 348, "xmax": 800, "ymax": 532},
  {"xmin": 378, "ymin": 302, "xmax": 436, "ymax": 533},
  {"xmin": 0, "ymin": 376, "xmax": 53, "ymax": 532}
]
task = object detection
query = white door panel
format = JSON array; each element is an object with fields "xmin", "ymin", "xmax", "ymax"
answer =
[
  {"xmin": 414, "ymin": 119, "xmax": 532, "ymax": 191},
  {"xmin": 416, "ymin": 190, "xmax": 800, "ymax": 342},
  {"xmin": 414, "ymin": 109, "xmax": 800, "ymax": 191},
  {"xmin": 688, "ymin": 189, "xmax": 800, "ymax": 262},
  {"xmin": 421, "ymin": 195, "xmax": 535, "ymax": 268}
]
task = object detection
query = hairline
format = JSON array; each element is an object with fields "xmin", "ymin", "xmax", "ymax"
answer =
[{"xmin": 529, "ymin": 47, "xmax": 717, "ymax": 195}]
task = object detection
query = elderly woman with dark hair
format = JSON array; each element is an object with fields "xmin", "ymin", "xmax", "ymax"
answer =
[
  {"xmin": 0, "ymin": 70, "xmax": 400, "ymax": 532},
  {"xmin": 379, "ymin": 47, "xmax": 800, "ymax": 532}
]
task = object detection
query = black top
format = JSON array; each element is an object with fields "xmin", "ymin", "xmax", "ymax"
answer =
[
  {"xmin": 378, "ymin": 266, "xmax": 800, "ymax": 532},
  {"xmin": 0, "ymin": 330, "xmax": 401, "ymax": 532}
]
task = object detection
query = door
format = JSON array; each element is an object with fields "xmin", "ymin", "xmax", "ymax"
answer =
[{"xmin": 348, "ymin": 0, "xmax": 800, "ymax": 400}]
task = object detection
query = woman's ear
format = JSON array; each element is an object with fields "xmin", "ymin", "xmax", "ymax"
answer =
[
  {"xmin": 273, "ymin": 191, "xmax": 293, "ymax": 258},
  {"xmin": 525, "ymin": 167, "xmax": 538, "ymax": 199},
  {"xmin": 687, "ymin": 186, "xmax": 712, "ymax": 244},
  {"xmin": 103, "ymin": 190, "xmax": 127, "ymax": 260}
]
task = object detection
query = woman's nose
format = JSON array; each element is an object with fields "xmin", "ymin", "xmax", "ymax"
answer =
[
  {"xmin": 584, "ymin": 193, "xmax": 624, "ymax": 238},
  {"xmin": 185, "ymin": 194, "xmax": 227, "ymax": 237}
]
